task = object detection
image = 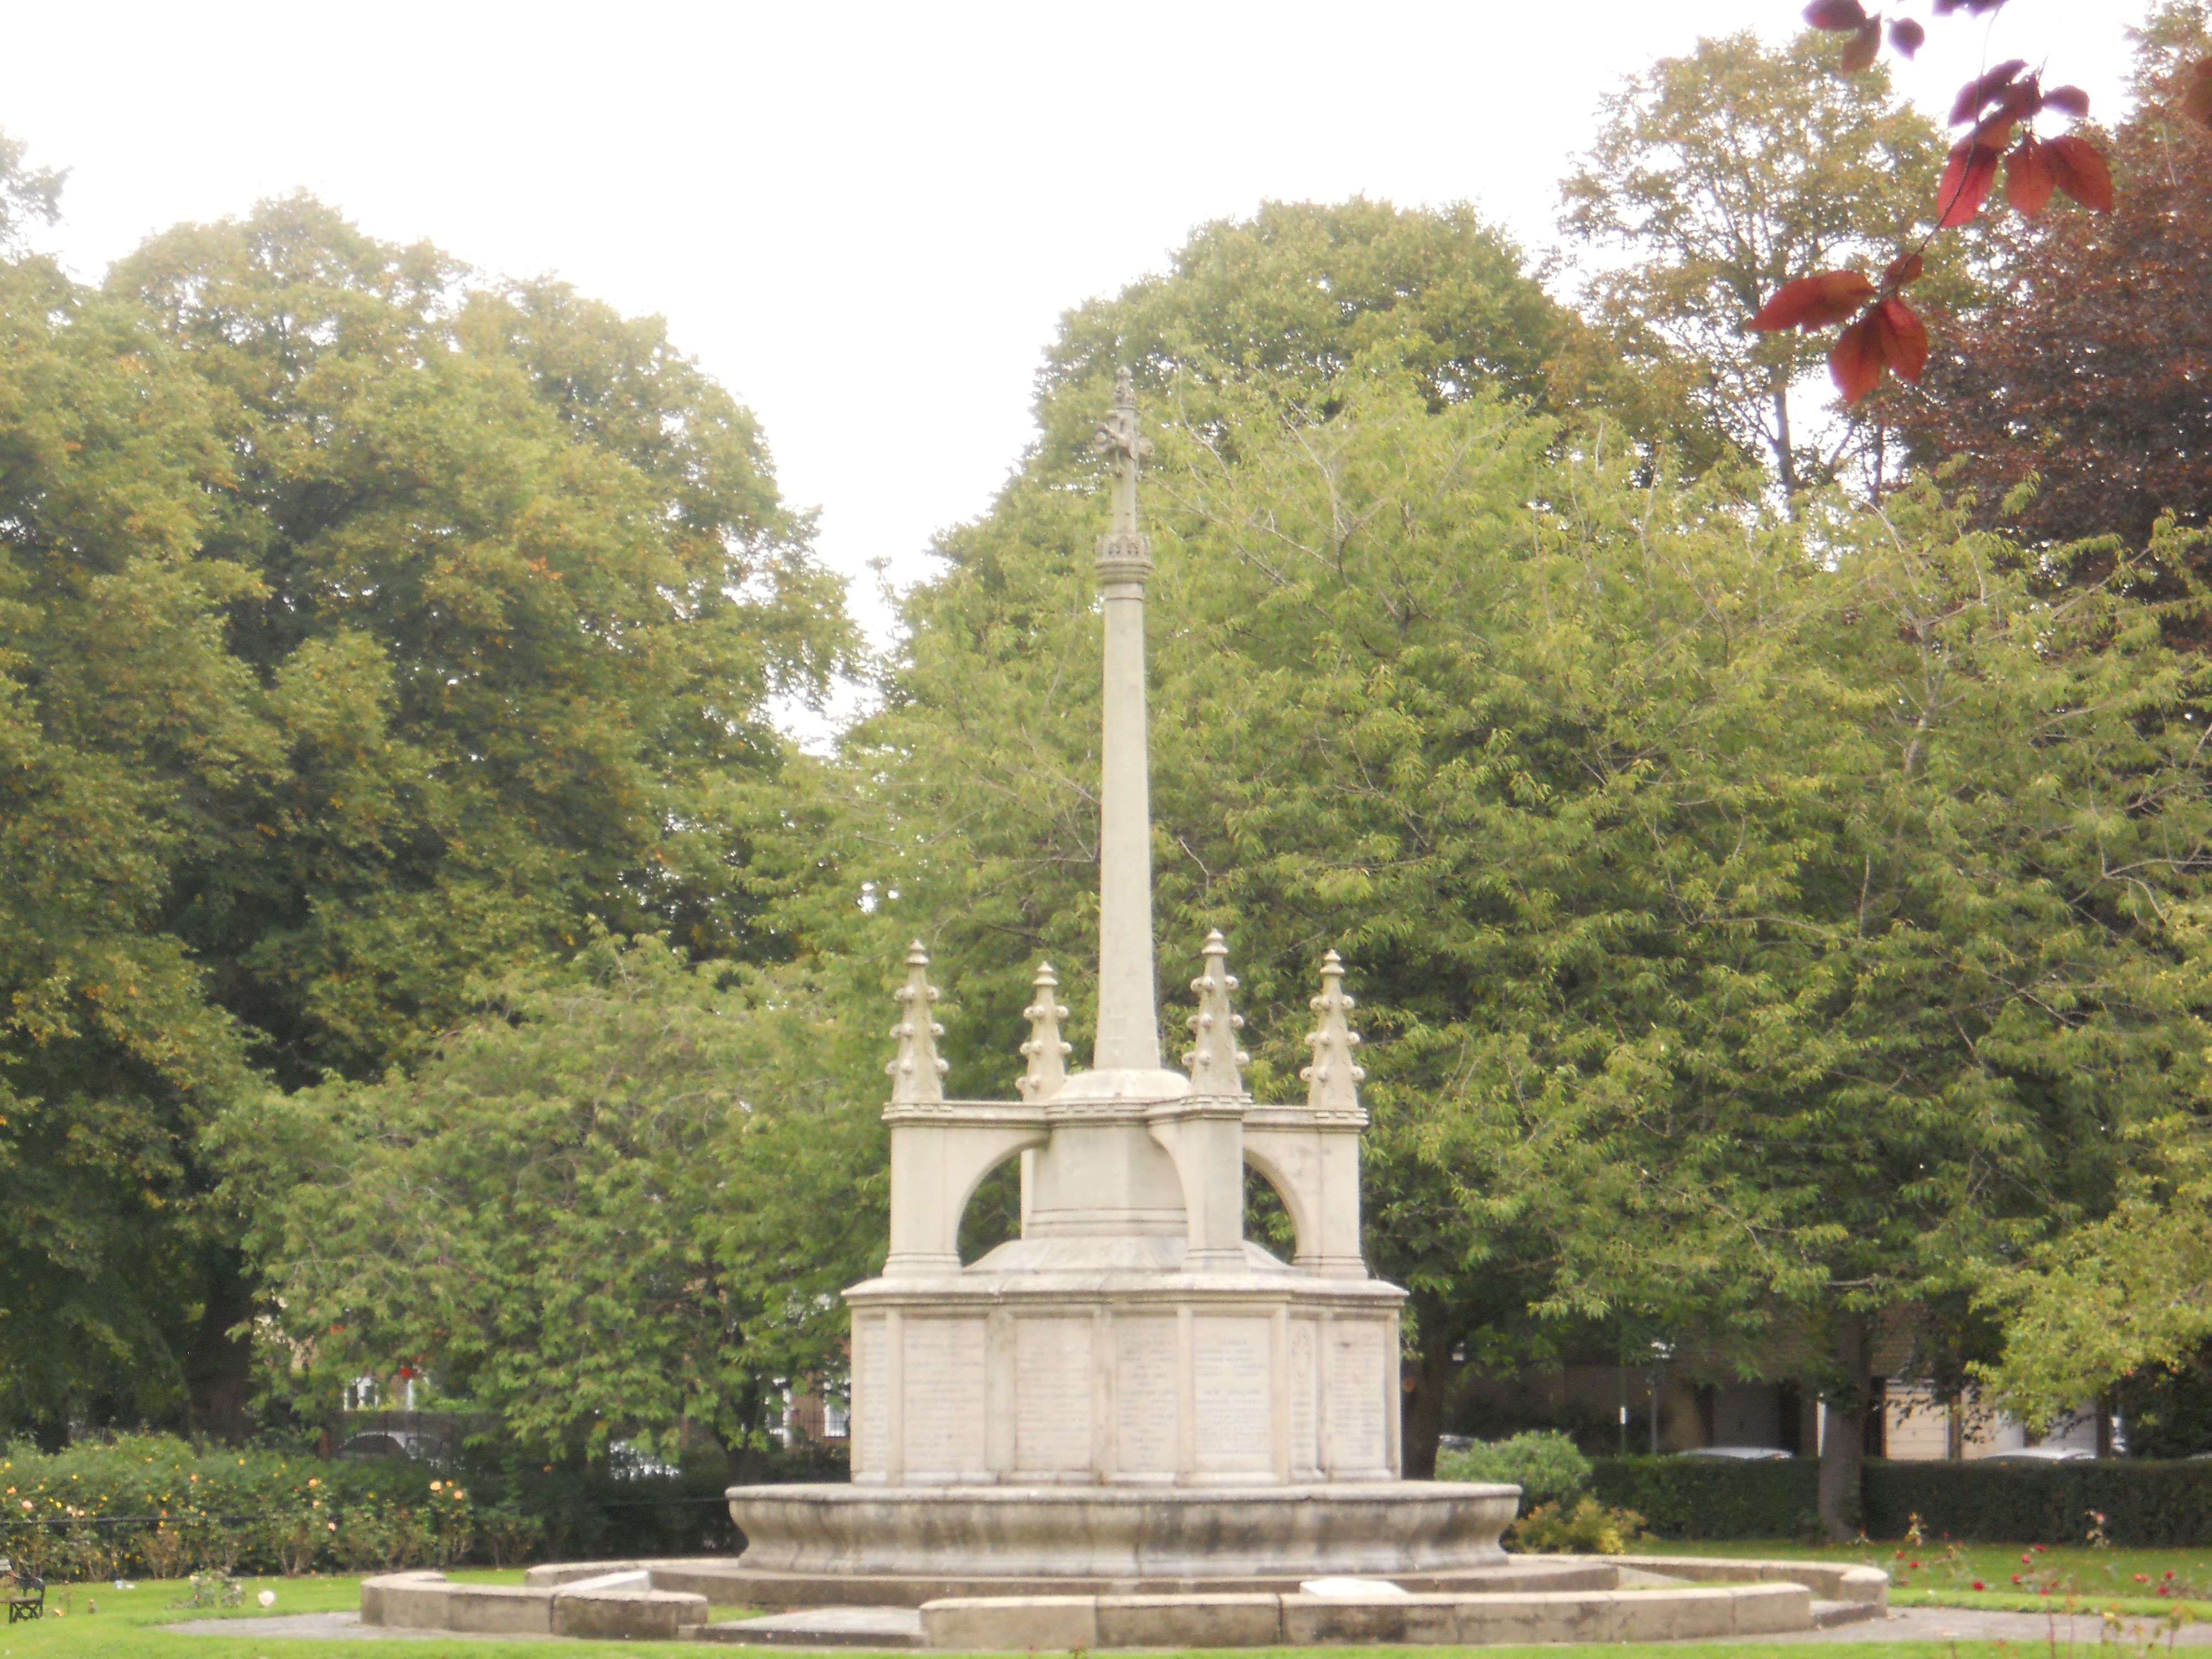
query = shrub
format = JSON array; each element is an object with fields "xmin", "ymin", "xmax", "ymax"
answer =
[
  {"xmin": 1509, "ymin": 1496, "xmax": 1647, "ymax": 1554},
  {"xmin": 1436, "ymin": 1432, "xmax": 1594, "ymax": 1509}
]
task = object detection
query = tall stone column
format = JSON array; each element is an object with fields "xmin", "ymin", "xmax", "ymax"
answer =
[{"xmin": 1092, "ymin": 368, "xmax": 1160, "ymax": 1075}]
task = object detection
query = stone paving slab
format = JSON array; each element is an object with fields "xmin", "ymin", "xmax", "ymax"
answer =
[
  {"xmin": 167, "ymin": 1611, "xmax": 502, "ymax": 1640},
  {"xmin": 1724, "ymin": 1605, "xmax": 2212, "ymax": 1645},
  {"xmin": 170, "ymin": 1599, "xmax": 2212, "ymax": 1648},
  {"xmin": 700, "ymin": 1606, "xmax": 925, "ymax": 1647}
]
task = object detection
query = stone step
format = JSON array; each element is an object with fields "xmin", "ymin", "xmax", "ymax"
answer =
[
  {"xmin": 695, "ymin": 1606, "xmax": 926, "ymax": 1647},
  {"xmin": 1812, "ymin": 1597, "xmax": 1886, "ymax": 1627}
]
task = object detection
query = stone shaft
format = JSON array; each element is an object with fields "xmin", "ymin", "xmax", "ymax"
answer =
[
  {"xmin": 1092, "ymin": 369, "xmax": 1159, "ymax": 1074},
  {"xmin": 1095, "ymin": 574, "xmax": 1158, "ymax": 1071}
]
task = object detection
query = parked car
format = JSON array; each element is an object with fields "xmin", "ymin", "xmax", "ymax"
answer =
[
  {"xmin": 1678, "ymin": 1446, "xmax": 1794, "ymax": 1459},
  {"xmin": 1979, "ymin": 1446, "xmax": 2094, "ymax": 1463},
  {"xmin": 335, "ymin": 1429, "xmax": 444, "ymax": 1461}
]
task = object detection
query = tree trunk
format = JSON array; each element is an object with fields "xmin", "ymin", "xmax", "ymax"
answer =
[
  {"xmin": 1400, "ymin": 1332, "xmax": 1462, "ymax": 1479},
  {"xmin": 1817, "ymin": 1311, "xmax": 1872, "ymax": 1542},
  {"xmin": 183, "ymin": 1251, "xmax": 256, "ymax": 1445},
  {"xmin": 1771, "ymin": 379, "xmax": 1800, "ymax": 495}
]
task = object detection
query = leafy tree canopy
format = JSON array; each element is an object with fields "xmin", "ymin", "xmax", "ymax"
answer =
[
  {"xmin": 835, "ymin": 332, "xmax": 2212, "ymax": 1533},
  {"xmin": 218, "ymin": 933, "xmax": 886, "ymax": 1460},
  {"xmin": 1898, "ymin": 6, "xmax": 2212, "ymax": 555},
  {"xmin": 0, "ymin": 158, "xmax": 852, "ymax": 1440},
  {"xmin": 1561, "ymin": 30, "xmax": 1953, "ymax": 491}
]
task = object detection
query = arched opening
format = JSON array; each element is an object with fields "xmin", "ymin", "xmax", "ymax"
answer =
[
  {"xmin": 1243, "ymin": 1162, "xmax": 1296, "ymax": 1265},
  {"xmin": 958, "ymin": 1152, "xmax": 1025, "ymax": 1265}
]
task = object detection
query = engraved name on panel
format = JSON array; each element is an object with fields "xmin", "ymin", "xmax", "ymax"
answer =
[
  {"xmin": 1193, "ymin": 1316, "xmax": 1274, "ymax": 1474},
  {"xmin": 852, "ymin": 1314, "xmax": 890, "ymax": 1476},
  {"xmin": 1114, "ymin": 1316, "xmax": 1178, "ymax": 1477},
  {"xmin": 1327, "ymin": 1319, "xmax": 1389, "ymax": 1473},
  {"xmin": 901, "ymin": 1317, "xmax": 986, "ymax": 1478},
  {"xmin": 1015, "ymin": 1317, "xmax": 1095, "ymax": 1473}
]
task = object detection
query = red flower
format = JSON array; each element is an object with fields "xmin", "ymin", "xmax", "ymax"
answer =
[{"xmin": 1973, "ymin": 1581, "xmax": 1987, "ymax": 1591}]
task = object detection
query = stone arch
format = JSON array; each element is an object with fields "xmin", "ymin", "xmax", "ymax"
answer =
[
  {"xmin": 954, "ymin": 1142, "xmax": 1031, "ymax": 1264},
  {"xmin": 1242, "ymin": 1141, "xmax": 1318, "ymax": 1267}
]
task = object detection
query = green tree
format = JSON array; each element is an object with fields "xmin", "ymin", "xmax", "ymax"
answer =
[
  {"xmin": 218, "ymin": 934, "xmax": 885, "ymax": 1460},
  {"xmin": 0, "ymin": 168, "xmax": 853, "ymax": 1441},
  {"xmin": 109, "ymin": 196, "xmax": 851, "ymax": 1085},
  {"xmin": 1560, "ymin": 31, "xmax": 1950, "ymax": 492},
  {"xmin": 834, "ymin": 336, "xmax": 2212, "ymax": 1538},
  {"xmin": 0, "ymin": 135, "xmax": 265, "ymax": 1439}
]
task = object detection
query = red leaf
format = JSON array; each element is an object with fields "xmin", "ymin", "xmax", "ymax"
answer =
[
  {"xmin": 1876, "ymin": 296, "xmax": 1929, "ymax": 382},
  {"xmin": 2042, "ymin": 85, "xmax": 2090, "ymax": 118},
  {"xmin": 1748, "ymin": 270, "xmax": 1876, "ymax": 332},
  {"xmin": 1936, "ymin": 138, "xmax": 2000, "ymax": 226},
  {"xmin": 1882, "ymin": 250, "xmax": 1924, "ymax": 288},
  {"xmin": 1829, "ymin": 299, "xmax": 1928, "ymax": 404},
  {"xmin": 1887, "ymin": 17, "xmax": 1926, "ymax": 57},
  {"xmin": 1830, "ymin": 314, "xmax": 1886, "ymax": 404},
  {"xmin": 2043, "ymin": 134, "xmax": 2114, "ymax": 212},
  {"xmin": 1839, "ymin": 16, "xmax": 1883, "ymax": 72},
  {"xmin": 1950, "ymin": 59, "xmax": 2027, "ymax": 126},
  {"xmin": 1796, "ymin": 0, "xmax": 1867, "ymax": 26},
  {"xmin": 2005, "ymin": 137, "xmax": 2056, "ymax": 215},
  {"xmin": 1804, "ymin": 0, "xmax": 1869, "ymax": 26},
  {"xmin": 2182, "ymin": 59, "xmax": 2212, "ymax": 130}
]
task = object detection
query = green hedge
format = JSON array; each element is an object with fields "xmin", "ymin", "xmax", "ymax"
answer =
[
  {"xmin": 1594, "ymin": 1455, "xmax": 2212, "ymax": 1545},
  {"xmin": 1592, "ymin": 1456, "xmax": 1822, "ymax": 1540},
  {"xmin": 1863, "ymin": 1459, "xmax": 2212, "ymax": 1546},
  {"xmin": 0, "ymin": 1433, "xmax": 834, "ymax": 1580}
]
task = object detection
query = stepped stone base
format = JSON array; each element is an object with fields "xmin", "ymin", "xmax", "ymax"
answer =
[
  {"xmin": 721, "ymin": 1480, "xmax": 1517, "ymax": 1579},
  {"xmin": 494, "ymin": 1551, "xmax": 1891, "ymax": 1646}
]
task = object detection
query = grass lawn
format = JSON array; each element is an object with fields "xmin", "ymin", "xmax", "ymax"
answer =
[
  {"xmin": 1660, "ymin": 1536, "xmax": 2212, "ymax": 1618},
  {"xmin": 0, "ymin": 1573, "xmax": 769, "ymax": 1658},
  {"xmin": 0, "ymin": 1564, "xmax": 2189, "ymax": 1658}
]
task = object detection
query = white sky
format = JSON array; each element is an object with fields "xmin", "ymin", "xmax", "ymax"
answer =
[{"xmin": 2, "ymin": 2, "xmax": 2135, "ymax": 669}]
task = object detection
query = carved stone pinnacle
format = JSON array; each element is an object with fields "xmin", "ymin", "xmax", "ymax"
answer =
[
  {"xmin": 1017, "ymin": 961, "xmax": 1073, "ymax": 1102},
  {"xmin": 1301, "ymin": 948, "xmax": 1366, "ymax": 1118},
  {"xmin": 1183, "ymin": 928, "xmax": 1249, "ymax": 1097},
  {"xmin": 886, "ymin": 939, "xmax": 949, "ymax": 1106}
]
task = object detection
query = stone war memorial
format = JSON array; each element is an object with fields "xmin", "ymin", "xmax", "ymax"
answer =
[{"xmin": 361, "ymin": 374, "xmax": 1888, "ymax": 1647}]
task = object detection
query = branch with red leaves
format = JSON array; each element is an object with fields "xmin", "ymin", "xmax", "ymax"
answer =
[{"xmin": 1751, "ymin": 1, "xmax": 2210, "ymax": 413}]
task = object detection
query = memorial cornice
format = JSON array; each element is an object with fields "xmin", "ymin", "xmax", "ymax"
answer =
[
  {"xmin": 1244, "ymin": 1103, "xmax": 1370, "ymax": 1130},
  {"xmin": 880, "ymin": 1099, "xmax": 1051, "ymax": 1129}
]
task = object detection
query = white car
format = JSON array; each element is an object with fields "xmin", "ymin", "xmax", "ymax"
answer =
[
  {"xmin": 1979, "ymin": 1446, "xmax": 2095, "ymax": 1463},
  {"xmin": 1679, "ymin": 1446, "xmax": 1794, "ymax": 1460}
]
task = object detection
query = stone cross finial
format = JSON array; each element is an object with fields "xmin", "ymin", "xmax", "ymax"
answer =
[
  {"xmin": 1093, "ymin": 367, "xmax": 1154, "ymax": 584},
  {"xmin": 886, "ymin": 940, "xmax": 948, "ymax": 1106},
  {"xmin": 1017, "ymin": 962, "xmax": 1072, "ymax": 1102},
  {"xmin": 1183, "ymin": 930, "xmax": 1249, "ymax": 1096},
  {"xmin": 1301, "ymin": 950, "xmax": 1366, "ymax": 1118}
]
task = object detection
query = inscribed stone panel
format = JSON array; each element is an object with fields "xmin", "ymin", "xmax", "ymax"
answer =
[
  {"xmin": 1193, "ymin": 1316, "xmax": 1272, "ymax": 1474},
  {"xmin": 902, "ymin": 1317, "xmax": 986, "ymax": 1477},
  {"xmin": 1288, "ymin": 1319, "xmax": 1319, "ymax": 1475},
  {"xmin": 1114, "ymin": 1316, "xmax": 1178, "ymax": 1476},
  {"xmin": 1015, "ymin": 1317, "xmax": 1094, "ymax": 1473},
  {"xmin": 852, "ymin": 1316, "xmax": 889, "ymax": 1476},
  {"xmin": 1327, "ymin": 1319, "xmax": 1389, "ymax": 1473}
]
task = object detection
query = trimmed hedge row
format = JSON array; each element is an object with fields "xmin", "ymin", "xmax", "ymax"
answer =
[
  {"xmin": 1592, "ymin": 1456, "xmax": 1820, "ymax": 1539},
  {"xmin": 1863, "ymin": 1460, "xmax": 2212, "ymax": 1547},
  {"xmin": 1593, "ymin": 1455, "xmax": 2212, "ymax": 1545},
  {"xmin": 0, "ymin": 1433, "xmax": 836, "ymax": 1579}
]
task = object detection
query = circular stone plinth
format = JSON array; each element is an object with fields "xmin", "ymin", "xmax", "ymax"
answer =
[{"xmin": 724, "ymin": 1482, "xmax": 1518, "ymax": 1579}]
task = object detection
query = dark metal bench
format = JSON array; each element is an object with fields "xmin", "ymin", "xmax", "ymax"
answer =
[{"xmin": 5, "ymin": 1571, "xmax": 43, "ymax": 1623}]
